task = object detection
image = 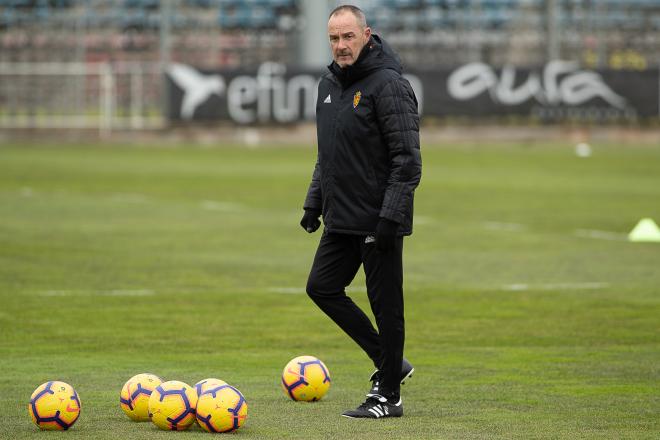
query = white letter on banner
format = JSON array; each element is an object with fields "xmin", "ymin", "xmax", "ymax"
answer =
[
  {"xmin": 543, "ymin": 60, "xmax": 577, "ymax": 105},
  {"xmin": 274, "ymin": 75, "xmax": 317, "ymax": 122},
  {"xmin": 228, "ymin": 76, "xmax": 258, "ymax": 124},
  {"xmin": 447, "ymin": 62, "xmax": 497, "ymax": 100},
  {"xmin": 559, "ymin": 71, "xmax": 626, "ymax": 108},
  {"xmin": 257, "ymin": 62, "xmax": 287, "ymax": 122},
  {"xmin": 495, "ymin": 65, "xmax": 541, "ymax": 105}
]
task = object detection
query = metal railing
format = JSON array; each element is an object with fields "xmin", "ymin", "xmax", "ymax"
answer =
[{"xmin": 0, "ymin": 62, "xmax": 164, "ymax": 134}]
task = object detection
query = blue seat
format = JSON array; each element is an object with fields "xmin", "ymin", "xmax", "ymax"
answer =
[
  {"xmin": 184, "ymin": 0, "xmax": 214, "ymax": 7},
  {"xmin": 33, "ymin": 5, "xmax": 50, "ymax": 21},
  {"xmin": 121, "ymin": 9, "xmax": 158, "ymax": 28},
  {"xmin": 1, "ymin": 9, "xmax": 18, "ymax": 27},
  {"xmin": 218, "ymin": 5, "xmax": 252, "ymax": 28},
  {"xmin": 8, "ymin": 0, "xmax": 32, "ymax": 7},
  {"xmin": 384, "ymin": 0, "xmax": 421, "ymax": 8},
  {"xmin": 123, "ymin": 0, "xmax": 159, "ymax": 9},
  {"xmin": 253, "ymin": 7, "xmax": 277, "ymax": 27}
]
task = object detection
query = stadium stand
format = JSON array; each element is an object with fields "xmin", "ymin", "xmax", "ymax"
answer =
[
  {"xmin": 0, "ymin": 0, "xmax": 299, "ymax": 66},
  {"xmin": 1, "ymin": 0, "xmax": 658, "ymax": 132},
  {"xmin": 0, "ymin": 0, "xmax": 659, "ymax": 68}
]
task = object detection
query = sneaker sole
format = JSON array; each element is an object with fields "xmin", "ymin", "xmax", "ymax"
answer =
[
  {"xmin": 341, "ymin": 413, "xmax": 403, "ymax": 419},
  {"xmin": 400, "ymin": 367, "xmax": 414, "ymax": 385},
  {"xmin": 369, "ymin": 366, "xmax": 415, "ymax": 387},
  {"xmin": 341, "ymin": 414, "xmax": 360, "ymax": 419}
]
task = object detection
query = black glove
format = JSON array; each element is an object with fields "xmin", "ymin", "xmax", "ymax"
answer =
[
  {"xmin": 300, "ymin": 209, "xmax": 322, "ymax": 233},
  {"xmin": 375, "ymin": 218, "xmax": 399, "ymax": 252}
]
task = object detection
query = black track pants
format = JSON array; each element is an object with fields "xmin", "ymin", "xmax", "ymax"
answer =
[{"xmin": 305, "ymin": 231, "xmax": 405, "ymax": 399}]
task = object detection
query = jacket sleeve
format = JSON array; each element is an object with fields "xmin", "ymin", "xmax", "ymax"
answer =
[
  {"xmin": 303, "ymin": 156, "xmax": 322, "ymax": 211},
  {"xmin": 374, "ymin": 77, "xmax": 422, "ymax": 224}
]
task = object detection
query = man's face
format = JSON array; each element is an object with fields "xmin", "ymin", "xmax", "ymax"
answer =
[{"xmin": 328, "ymin": 12, "xmax": 371, "ymax": 68}]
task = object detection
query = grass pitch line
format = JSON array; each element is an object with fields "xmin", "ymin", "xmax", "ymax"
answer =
[
  {"xmin": 414, "ymin": 215, "xmax": 435, "ymax": 225},
  {"xmin": 501, "ymin": 282, "xmax": 609, "ymax": 291},
  {"xmin": 346, "ymin": 286, "xmax": 368, "ymax": 293},
  {"xmin": 574, "ymin": 229, "xmax": 627, "ymax": 241},
  {"xmin": 39, "ymin": 289, "xmax": 155, "ymax": 297},
  {"xmin": 483, "ymin": 221, "xmax": 527, "ymax": 232},
  {"xmin": 20, "ymin": 187, "xmax": 34, "ymax": 197},
  {"xmin": 109, "ymin": 193, "xmax": 148, "ymax": 204},
  {"xmin": 201, "ymin": 200, "xmax": 244, "ymax": 212},
  {"xmin": 483, "ymin": 223, "xmax": 626, "ymax": 241}
]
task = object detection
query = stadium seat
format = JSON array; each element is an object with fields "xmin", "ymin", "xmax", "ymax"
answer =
[
  {"xmin": 2, "ymin": 0, "xmax": 660, "ymax": 70},
  {"xmin": 218, "ymin": 5, "xmax": 251, "ymax": 29}
]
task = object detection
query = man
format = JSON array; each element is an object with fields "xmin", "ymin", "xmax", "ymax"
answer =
[{"xmin": 300, "ymin": 5, "xmax": 421, "ymax": 419}]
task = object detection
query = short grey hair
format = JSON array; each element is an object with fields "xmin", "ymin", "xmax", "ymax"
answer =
[{"xmin": 329, "ymin": 5, "xmax": 367, "ymax": 29}]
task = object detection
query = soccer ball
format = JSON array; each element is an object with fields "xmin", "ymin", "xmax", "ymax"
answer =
[
  {"xmin": 148, "ymin": 380, "xmax": 198, "ymax": 431},
  {"xmin": 196, "ymin": 384, "xmax": 248, "ymax": 433},
  {"xmin": 281, "ymin": 355, "xmax": 331, "ymax": 401},
  {"xmin": 194, "ymin": 377, "xmax": 227, "ymax": 397},
  {"xmin": 119, "ymin": 373, "xmax": 163, "ymax": 421},
  {"xmin": 28, "ymin": 381, "xmax": 81, "ymax": 431}
]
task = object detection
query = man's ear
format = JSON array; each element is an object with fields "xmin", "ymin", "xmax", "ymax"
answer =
[{"xmin": 364, "ymin": 26, "xmax": 372, "ymax": 40}]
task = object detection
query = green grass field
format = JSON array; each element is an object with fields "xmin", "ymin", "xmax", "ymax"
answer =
[{"xmin": 1, "ymin": 142, "xmax": 659, "ymax": 439}]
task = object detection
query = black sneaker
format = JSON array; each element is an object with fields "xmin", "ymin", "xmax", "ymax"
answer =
[
  {"xmin": 341, "ymin": 395, "xmax": 403, "ymax": 419},
  {"xmin": 368, "ymin": 358, "xmax": 414, "ymax": 396}
]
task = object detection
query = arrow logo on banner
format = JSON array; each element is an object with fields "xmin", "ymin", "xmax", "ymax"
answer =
[
  {"xmin": 167, "ymin": 63, "xmax": 225, "ymax": 119},
  {"xmin": 447, "ymin": 61, "xmax": 626, "ymax": 108}
]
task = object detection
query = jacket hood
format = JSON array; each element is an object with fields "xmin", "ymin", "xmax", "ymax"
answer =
[{"xmin": 328, "ymin": 34, "xmax": 402, "ymax": 88}]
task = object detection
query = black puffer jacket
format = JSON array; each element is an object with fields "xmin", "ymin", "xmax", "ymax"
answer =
[{"xmin": 304, "ymin": 35, "xmax": 422, "ymax": 236}]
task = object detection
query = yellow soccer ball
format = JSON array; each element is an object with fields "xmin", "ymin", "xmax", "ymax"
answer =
[
  {"xmin": 28, "ymin": 381, "xmax": 81, "ymax": 431},
  {"xmin": 148, "ymin": 380, "xmax": 198, "ymax": 431},
  {"xmin": 281, "ymin": 355, "xmax": 331, "ymax": 402},
  {"xmin": 196, "ymin": 384, "xmax": 248, "ymax": 433},
  {"xmin": 119, "ymin": 373, "xmax": 163, "ymax": 421},
  {"xmin": 194, "ymin": 377, "xmax": 227, "ymax": 397}
]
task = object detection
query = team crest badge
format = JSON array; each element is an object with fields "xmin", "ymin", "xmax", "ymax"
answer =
[{"xmin": 353, "ymin": 91, "xmax": 361, "ymax": 108}]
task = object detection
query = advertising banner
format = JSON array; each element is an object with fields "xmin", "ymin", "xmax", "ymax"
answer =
[
  {"xmin": 166, "ymin": 61, "xmax": 659, "ymax": 123},
  {"xmin": 422, "ymin": 61, "xmax": 658, "ymax": 122}
]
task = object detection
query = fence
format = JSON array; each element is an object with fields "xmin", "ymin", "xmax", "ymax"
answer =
[{"xmin": 0, "ymin": 62, "xmax": 164, "ymax": 134}]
